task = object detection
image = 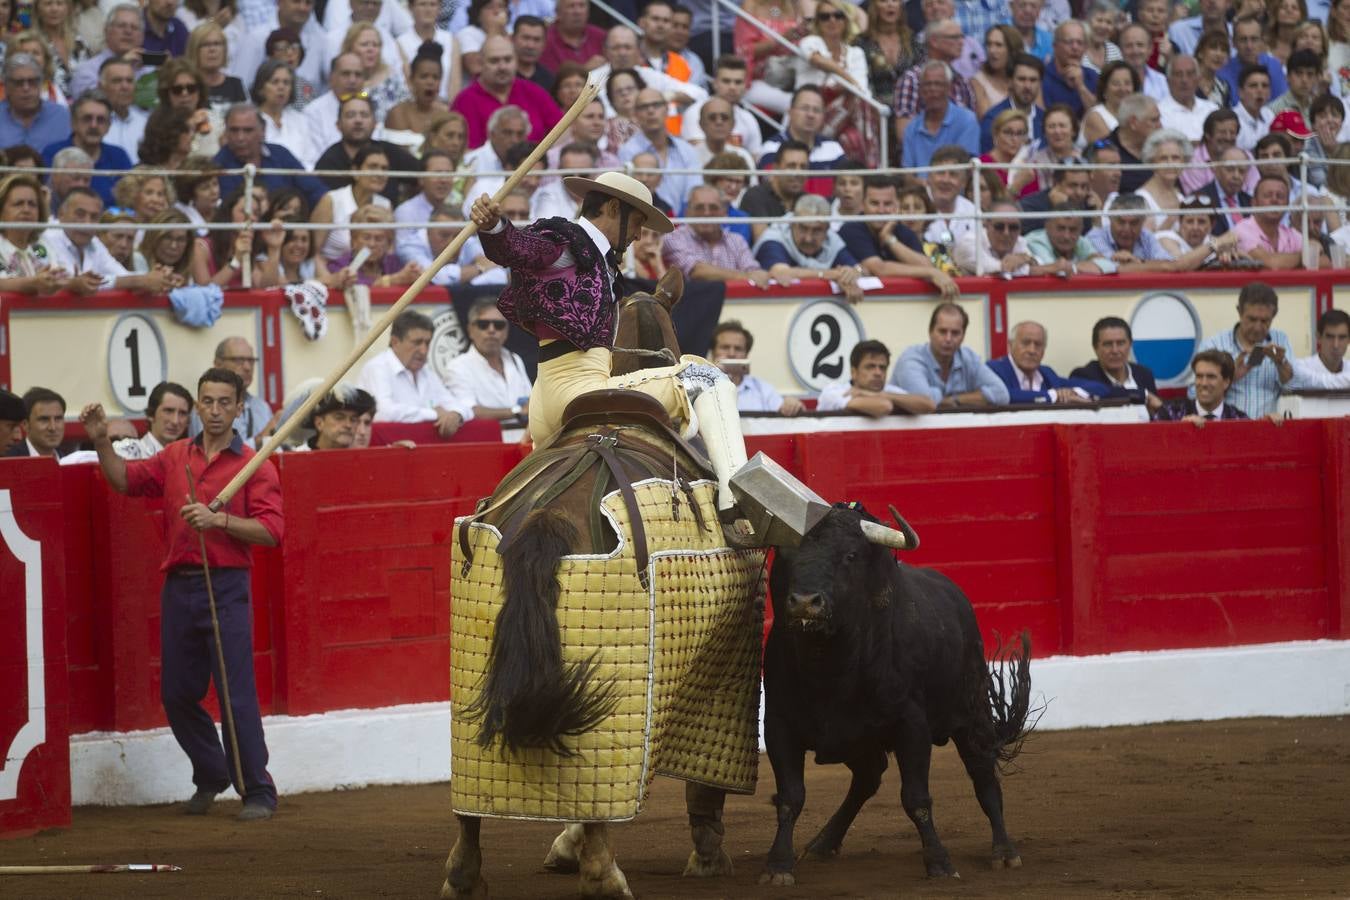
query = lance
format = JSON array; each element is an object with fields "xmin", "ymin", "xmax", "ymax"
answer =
[
  {"xmin": 0, "ymin": 864, "xmax": 183, "ymax": 875},
  {"xmin": 205, "ymin": 70, "xmax": 607, "ymax": 512}
]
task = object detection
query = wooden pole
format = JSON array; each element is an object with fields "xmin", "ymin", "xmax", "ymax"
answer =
[
  {"xmin": 0, "ymin": 864, "xmax": 182, "ymax": 874},
  {"xmin": 206, "ymin": 72, "xmax": 606, "ymax": 511}
]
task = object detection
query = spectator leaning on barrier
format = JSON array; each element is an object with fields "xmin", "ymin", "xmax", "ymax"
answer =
[
  {"xmin": 1086, "ymin": 191, "xmax": 1216, "ymax": 273},
  {"xmin": 112, "ymin": 381, "xmax": 194, "ymax": 460},
  {"xmin": 753, "ymin": 193, "xmax": 865, "ymax": 304},
  {"xmin": 838, "ymin": 174, "xmax": 960, "ymax": 298},
  {"xmin": 988, "ymin": 320, "xmax": 1107, "ymax": 404},
  {"xmin": 4, "ymin": 386, "xmax": 67, "ymax": 459},
  {"xmin": 1026, "ymin": 201, "xmax": 1117, "ymax": 273},
  {"xmin": 189, "ymin": 337, "xmax": 276, "ymax": 447},
  {"xmin": 1070, "ymin": 315, "xmax": 1164, "ymax": 412},
  {"xmin": 818, "ymin": 339, "xmax": 935, "ymax": 417},
  {"xmin": 1017, "ymin": 163, "xmax": 1094, "ymax": 232},
  {"xmin": 1193, "ymin": 281, "xmax": 1294, "ymax": 418},
  {"xmin": 1153, "ymin": 349, "xmax": 1251, "ymax": 423},
  {"xmin": 0, "ymin": 390, "xmax": 26, "ymax": 454},
  {"xmin": 953, "ymin": 198, "xmax": 1036, "ymax": 275},
  {"xmin": 661, "ymin": 184, "xmax": 769, "ymax": 286},
  {"xmin": 922, "ymin": 144, "xmax": 980, "ymax": 245},
  {"xmin": 709, "ymin": 320, "xmax": 803, "ymax": 416},
  {"xmin": 0, "ymin": 172, "xmax": 66, "ymax": 296},
  {"xmin": 893, "ymin": 302, "xmax": 1010, "ymax": 408},
  {"xmin": 41, "ymin": 187, "xmax": 182, "ymax": 295},
  {"xmin": 445, "ymin": 297, "xmax": 533, "ymax": 423},
  {"xmin": 357, "ymin": 309, "xmax": 473, "ymax": 437},
  {"xmin": 296, "ymin": 385, "xmax": 378, "ymax": 451},
  {"xmin": 1291, "ymin": 309, "xmax": 1350, "ymax": 389}
]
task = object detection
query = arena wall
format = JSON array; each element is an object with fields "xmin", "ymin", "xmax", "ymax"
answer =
[{"xmin": 4, "ymin": 417, "xmax": 1350, "ymax": 818}]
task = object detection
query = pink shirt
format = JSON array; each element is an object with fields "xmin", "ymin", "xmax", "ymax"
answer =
[
  {"xmin": 450, "ymin": 79, "xmax": 563, "ymax": 148},
  {"xmin": 1232, "ymin": 216, "xmax": 1302, "ymax": 254},
  {"xmin": 1180, "ymin": 144, "xmax": 1260, "ymax": 195},
  {"xmin": 539, "ymin": 23, "xmax": 606, "ymax": 72}
]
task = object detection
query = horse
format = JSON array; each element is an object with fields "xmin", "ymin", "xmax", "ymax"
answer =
[{"xmin": 442, "ymin": 270, "xmax": 765, "ymax": 900}]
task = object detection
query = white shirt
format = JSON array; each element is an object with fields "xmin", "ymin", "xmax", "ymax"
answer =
[
  {"xmin": 1292, "ymin": 354, "xmax": 1350, "ymax": 389},
  {"xmin": 106, "ymin": 106, "xmax": 148, "ymax": 162},
  {"xmin": 322, "ymin": 0, "xmax": 412, "ymax": 42},
  {"xmin": 923, "ymin": 195, "xmax": 978, "ymax": 245},
  {"xmin": 397, "ymin": 28, "xmax": 458, "ymax": 100},
  {"xmin": 445, "ymin": 345, "xmax": 533, "ymax": 412},
  {"xmin": 736, "ymin": 375, "xmax": 783, "ymax": 413},
  {"xmin": 815, "ymin": 378, "xmax": 855, "ymax": 412},
  {"xmin": 400, "ymin": 231, "xmax": 491, "ymax": 287},
  {"xmin": 358, "ymin": 347, "xmax": 475, "ymax": 423},
  {"xmin": 1141, "ymin": 67, "xmax": 1169, "ymax": 102},
  {"xmin": 530, "ymin": 179, "xmax": 578, "ymax": 221},
  {"xmin": 1236, "ymin": 104, "xmax": 1274, "ymax": 153},
  {"xmin": 394, "ymin": 192, "xmax": 441, "ymax": 265},
  {"xmin": 594, "ymin": 63, "xmax": 707, "ymax": 117},
  {"xmin": 681, "ymin": 98, "xmax": 763, "ymax": 159},
  {"xmin": 951, "ymin": 228, "xmax": 1031, "ymax": 276},
  {"xmin": 232, "ymin": 14, "xmax": 328, "ymax": 88},
  {"xmin": 460, "ymin": 143, "xmax": 509, "ymax": 216},
  {"xmin": 325, "ymin": 23, "xmax": 408, "ymax": 84},
  {"xmin": 302, "ymin": 92, "xmax": 343, "ymax": 169},
  {"xmin": 1157, "ymin": 94, "xmax": 1219, "ymax": 144},
  {"xmin": 40, "ymin": 228, "xmax": 128, "ymax": 290},
  {"xmin": 263, "ymin": 106, "xmax": 317, "ymax": 168}
]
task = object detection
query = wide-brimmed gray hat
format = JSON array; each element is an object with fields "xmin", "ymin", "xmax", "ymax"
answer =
[{"xmin": 561, "ymin": 171, "xmax": 674, "ymax": 234}]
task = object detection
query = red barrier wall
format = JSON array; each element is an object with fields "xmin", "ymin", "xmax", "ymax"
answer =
[
  {"xmin": 0, "ymin": 459, "xmax": 70, "ymax": 837},
  {"xmin": 4, "ymin": 420, "xmax": 1348, "ymax": 782}
]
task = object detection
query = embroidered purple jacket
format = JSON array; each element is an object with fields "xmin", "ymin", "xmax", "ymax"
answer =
[{"xmin": 479, "ymin": 217, "xmax": 617, "ymax": 351}]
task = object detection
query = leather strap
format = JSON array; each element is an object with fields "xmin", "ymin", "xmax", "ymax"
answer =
[{"xmin": 539, "ymin": 339, "xmax": 583, "ymax": 363}]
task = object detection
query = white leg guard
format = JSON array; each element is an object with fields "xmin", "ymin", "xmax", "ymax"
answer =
[{"xmin": 691, "ymin": 376, "xmax": 749, "ymax": 513}]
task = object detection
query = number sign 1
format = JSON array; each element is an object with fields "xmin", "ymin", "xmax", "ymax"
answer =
[
  {"xmin": 107, "ymin": 313, "xmax": 168, "ymax": 414},
  {"xmin": 786, "ymin": 298, "xmax": 865, "ymax": 391}
]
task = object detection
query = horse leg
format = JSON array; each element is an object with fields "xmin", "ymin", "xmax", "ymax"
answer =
[
  {"xmin": 441, "ymin": 814, "xmax": 488, "ymax": 899},
  {"xmin": 578, "ymin": 822, "xmax": 633, "ymax": 899},
  {"xmin": 954, "ymin": 729, "xmax": 1022, "ymax": 870},
  {"xmin": 683, "ymin": 782, "xmax": 734, "ymax": 877},
  {"xmin": 543, "ymin": 822, "xmax": 586, "ymax": 874}
]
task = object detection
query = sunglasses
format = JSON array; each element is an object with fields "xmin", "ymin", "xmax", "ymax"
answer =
[
  {"xmin": 170, "ymin": 82, "xmax": 200, "ymax": 95},
  {"xmin": 990, "ymin": 222, "xmax": 1021, "ymax": 232},
  {"xmin": 473, "ymin": 319, "xmax": 507, "ymax": 331},
  {"xmin": 816, "ymin": 10, "xmax": 846, "ymax": 20}
]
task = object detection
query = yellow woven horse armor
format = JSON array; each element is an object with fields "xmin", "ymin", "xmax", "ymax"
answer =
[{"xmin": 451, "ymin": 476, "xmax": 766, "ymax": 822}]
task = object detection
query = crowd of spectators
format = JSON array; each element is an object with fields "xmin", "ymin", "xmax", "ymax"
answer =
[{"xmin": 2, "ymin": 0, "xmax": 1350, "ymax": 453}]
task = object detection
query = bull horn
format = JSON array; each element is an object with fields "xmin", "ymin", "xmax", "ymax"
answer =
[{"xmin": 860, "ymin": 518, "xmax": 920, "ymax": 551}]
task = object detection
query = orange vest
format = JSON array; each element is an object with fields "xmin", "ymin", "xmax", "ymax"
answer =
[{"xmin": 664, "ymin": 51, "xmax": 693, "ymax": 136}]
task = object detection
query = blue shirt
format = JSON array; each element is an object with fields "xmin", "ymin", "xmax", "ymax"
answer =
[
  {"xmin": 1042, "ymin": 58, "xmax": 1097, "ymax": 119},
  {"xmin": 41, "ymin": 140, "xmax": 132, "ymax": 208},
  {"xmin": 1192, "ymin": 325, "xmax": 1294, "ymax": 417},
  {"xmin": 617, "ymin": 132, "xmax": 703, "ymax": 209},
  {"xmin": 953, "ymin": 0, "xmax": 1012, "ymax": 43},
  {"xmin": 1085, "ymin": 225, "xmax": 1174, "ymax": 262},
  {"xmin": 724, "ymin": 206, "xmax": 753, "ymax": 246},
  {"xmin": 902, "ymin": 104, "xmax": 981, "ymax": 169},
  {"xmin": 754, "ymin": 237, "xmax": 858, "ymax": 270},
  {"xmin": 838, "ymin": 220, "xmax": 923, "ymax": 262},
  {"xmin": 0, "ymin": 101, "xmax": 71, "ymax": 154},
  {"xmin": 758, "ymin": 131, "xmax": 847, "ymax": 171},
  {"xmin": 1219, "ymin": 54, "xmax": 1287, "ymax": 108},
  {"xmin": 143, "ymin": 13, "xmax": 189, "ymax": 57},
  {"xmin": 892, "ymin": 343, "xmax": 1010, "ymax": 405},
  {"xmin": 214, "ymin": 143, "xmax": 327, "ymax": 208},
  {"xmin": 979, "ymin": 99, "xmax": 1044, "ymax": 154}
]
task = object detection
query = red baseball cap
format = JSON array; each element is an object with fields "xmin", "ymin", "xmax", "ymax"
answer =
[{"xmin": 1269, "ymin": 110, "xmax": 1313, "ymax": 140}]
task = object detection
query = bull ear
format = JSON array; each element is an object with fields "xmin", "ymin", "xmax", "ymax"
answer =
[
  {"xmin": 860, "ymin": 519, "xmax": 919, "ymax": 551},
  {"xmin": 652, "ymin": 268, "xmax": 683, "ymax": 311},
  {"xmin": 867, "ymin": 544, "xmax": 894, "ymax": 609}
]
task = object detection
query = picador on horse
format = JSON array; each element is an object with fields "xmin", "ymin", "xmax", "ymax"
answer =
[{"xmin": 443, "ymin": 172, "xmax": 926, "ymax": 899}]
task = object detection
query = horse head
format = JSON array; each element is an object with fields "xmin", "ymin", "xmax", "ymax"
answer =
[{"xmin": 611, "ymin": 268, "xmax": 684, "ymax": 377}]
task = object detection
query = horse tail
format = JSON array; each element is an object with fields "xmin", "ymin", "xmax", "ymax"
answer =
[
  {"xmin": 463, "ymin": 509, "xmax": 617, "ymax": 756},
  {"xmin": 984, "ymin": 630, "xmax": 1040, "ymax": 771}
]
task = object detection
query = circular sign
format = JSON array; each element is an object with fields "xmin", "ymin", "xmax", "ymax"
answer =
[
  {"xmin": 1130, "ymin": 291, "xmax": 1202, "ymax": 386},
  {"xmin": 107, "ymin": 313, "xmax": 167, "ymax": 414},
  {"xmin": 429, "ymin": 307, "xmax": 469, "ymax": 382},
  {"xmin": 786, "ymin": 298, "xmax": 865, "ymax": 391}
]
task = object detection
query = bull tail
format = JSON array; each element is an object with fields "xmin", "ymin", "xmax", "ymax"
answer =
[
  {"xmin": 985, "ymin": 630, "xmax": 1040, "ymax": 770},
  {"xmin": 462, "ymin": 509, "xmax": 617, "ymax": 756}
]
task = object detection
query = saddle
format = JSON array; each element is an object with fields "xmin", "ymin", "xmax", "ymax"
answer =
[{"xmin": 459, "ymin": 389, "xmax": 719, "ymax": 587}]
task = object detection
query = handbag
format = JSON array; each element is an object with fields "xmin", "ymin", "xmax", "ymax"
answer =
[{"xmin": 763, "ymin": 53, "xmax": 796, "ymax": 91}]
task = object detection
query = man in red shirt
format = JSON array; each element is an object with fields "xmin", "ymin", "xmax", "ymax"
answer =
[
  {"xmin": 539, "ymin": 0, "xmax": 606, "ymax": 72},
  {"xmin": 80, "ymin": 367, "xmax": 284, "ymax": 821}
]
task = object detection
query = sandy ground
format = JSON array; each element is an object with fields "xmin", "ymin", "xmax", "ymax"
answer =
[{"xmin": 2, "ymin": 717, "xmax": 1348, "ymax": 899}]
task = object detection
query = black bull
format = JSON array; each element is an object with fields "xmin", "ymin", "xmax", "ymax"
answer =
[{"xmin": 761, "ymin": 505, "xmax": 1035, "ymax": 885}]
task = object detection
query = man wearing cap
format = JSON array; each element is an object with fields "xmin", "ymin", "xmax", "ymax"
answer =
[
  {"xmin": 0, "ymin": 390, "xmax": 28, "ymax": 454},
  {"xmin": 468, "ymin": 172, "xmax": 753, "ymax": 529},
  {"xmin": 296, "ymin": 385, "xmax": 376, "ymax": 451},
  {"xmin": 1268, "ymin": 110, "xmax": 1315, "ymax": 155},
  {"xmin": 79, "ymin": 368, "xmax": 283, "ymax": 821}
]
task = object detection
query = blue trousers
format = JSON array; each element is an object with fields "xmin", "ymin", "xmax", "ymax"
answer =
[{"xmin": 161, "ymin": 568, "xmax": 276, "ymax": 808}]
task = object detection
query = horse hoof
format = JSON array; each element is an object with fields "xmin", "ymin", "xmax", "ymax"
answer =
[
  {"xmin": 543, "ymin": 824, "xmax": 583, "ymax": 874},
  {"xmin": 440, "ymin": 876, "xmax": 488, "ymax": 899},
  {"xmin": 683, "ymin": 848, "xmax": 734, "ymax": 878},
  {"xmin": 991, "ymin": 854, "xmax": 1023, "ymax": 869},
  {"xmin": 579, "ymin": 865, "xmax": 634, "ymax": 899},
  {"xmin": 758, "ymin": 870, "xmax": 796, "ymax": 886}
]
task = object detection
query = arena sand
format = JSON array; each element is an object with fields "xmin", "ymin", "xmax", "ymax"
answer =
[{"xmin": 2, "ymin": 717, "xmax": 1348, "ymax": 899}]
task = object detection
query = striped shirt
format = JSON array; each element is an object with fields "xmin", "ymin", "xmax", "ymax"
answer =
[
  {"xmin": 661, "ymin": 225, "xmax": 761, "ymax": 279},
  {"xmin": 1193, "ymin": 326, "xmax": 1294, "ymax": 417}
]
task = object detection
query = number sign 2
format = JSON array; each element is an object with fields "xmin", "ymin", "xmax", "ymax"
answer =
[
  {"xmin": 107, "ymin": 314, "xmax": 167, "ymax": 413},
  {"xmin": 786, "ymin": 299, "xmax": 865, "ymax": 391}
]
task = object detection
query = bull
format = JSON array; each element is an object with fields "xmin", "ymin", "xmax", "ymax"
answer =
[{"xmin": 760, "ymin": 504, "xmax": 1035, "ymax": 885}]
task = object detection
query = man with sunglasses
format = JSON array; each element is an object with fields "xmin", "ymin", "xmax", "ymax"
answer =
[
  {"xmin": 953, "ymin": 199, "xmax": 1035, "ymax": 275},
  {"xmin": 0, "ymin": 54, "xmax": 71, "ymax": 151},
  {"xmin": 445, "ymin": 298, "xmax": 534, "ymax": 423},
  {"xmin": 41, "ymin": 92, "xmax": 132, "ymax": 209}
]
